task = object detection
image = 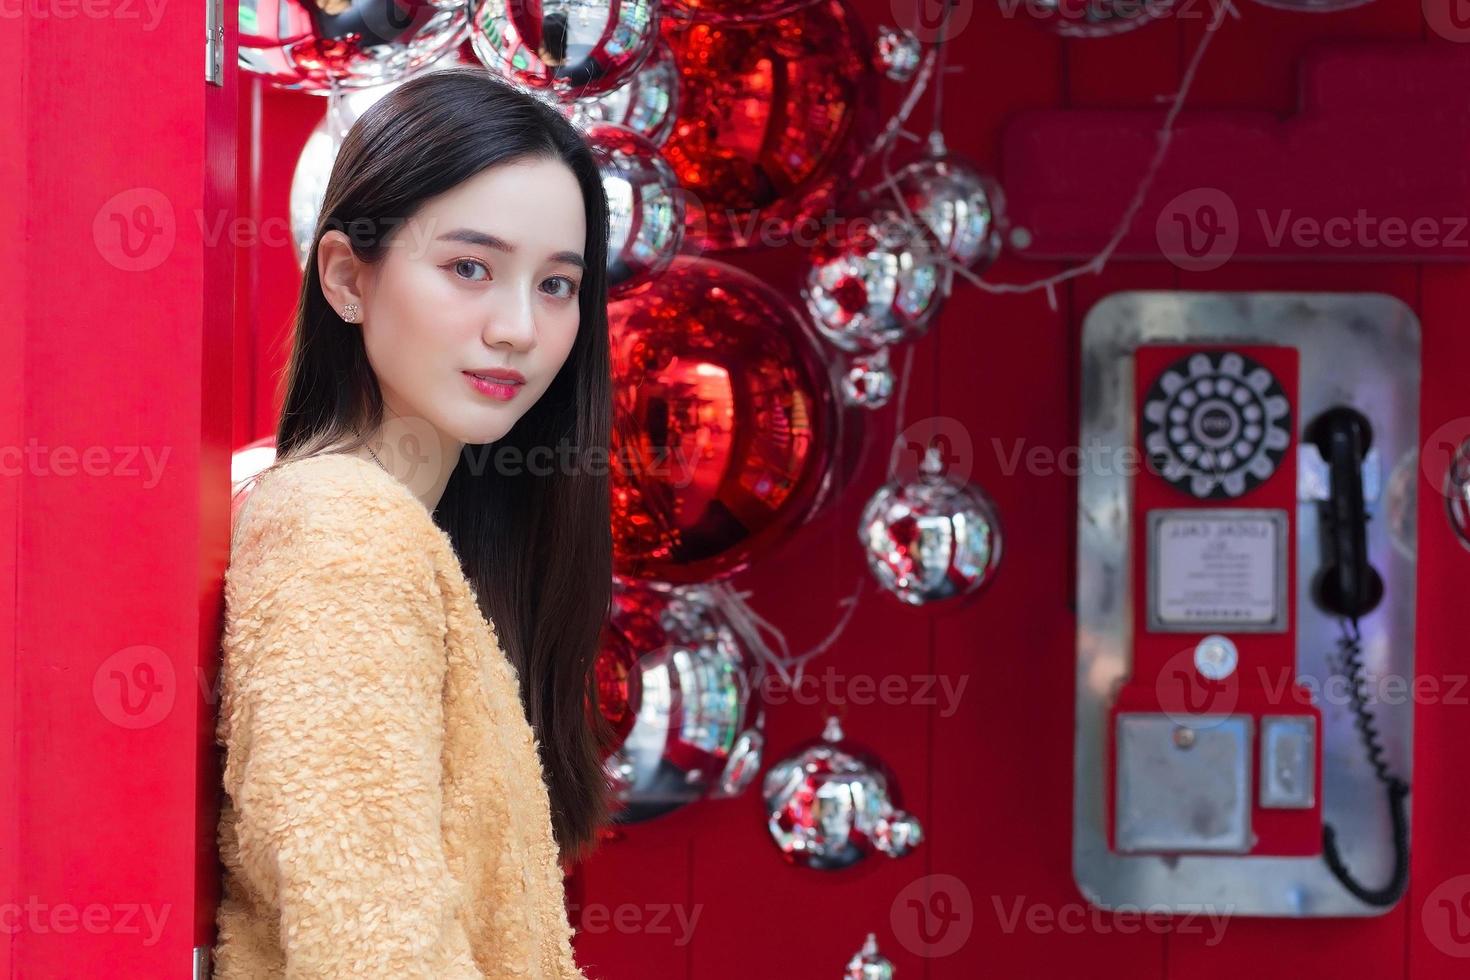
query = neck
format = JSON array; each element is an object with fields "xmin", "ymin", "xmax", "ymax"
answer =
[{"xmin": 350, "ymin": 426, "xmax": 462, "ymax": 515}]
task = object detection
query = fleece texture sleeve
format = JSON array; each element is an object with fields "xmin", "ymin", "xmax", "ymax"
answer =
[{"xmin": 221, "ymin": 473, "xmax": 485, "ymax": 979}]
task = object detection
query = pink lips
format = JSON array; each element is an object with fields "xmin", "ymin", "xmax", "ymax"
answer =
[{"xmin": 464, "ymin": 370, "xmax": 524, "ymax": 402}]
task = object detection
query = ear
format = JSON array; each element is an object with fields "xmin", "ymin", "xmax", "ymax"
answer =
[{"xmin": 317, "ymin": 229, "xmax": 367, "ymax": 320}]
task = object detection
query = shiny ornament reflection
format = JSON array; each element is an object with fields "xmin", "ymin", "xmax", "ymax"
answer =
[
  {"xmin": 859, "ymin": 444, "xmax": 1002, "ymax": 607},
  {"xmin": 469, "ymin": 0, "xmax": 660, "ymax": 99},
  {"xmin": 609, "ymin": 257, "xmax": 841, "ymax": 583},
  {"xmin": 660, "ymin": 0, "xmax": 878, "ymax": 251},
  {"xmin": 763, "ymin": 715, "xmax": 923, "ymax": 869},
  {"xmin": 1449, "ymin": 439, "xmax": 1470, "ymax": 552},
  {"xmin": 893, "ymin": 147, "xmax": 1006, "ymax": 271},
  {"xmin": 586, "ymin": 123, "xmax": 684, "ymax": 295},
  {"xmin": 565, "ymin": 39, "xmax": 679, "ymax": 145},
  {"xmin": 289, "ymin": 56, "xmax": 479, "ymax": 264},
  {"xmin": 874, "ymin": 24, "xmax": 921, "ymax": 81},
  {"xmin": 598, "ymin": 585, "xmax": 763, "ymax": 823},
  {"xmin": 239, "ymin": 0, "xmax": 468, "ymax": 93},
  {"xmin": 845, "ymin": 933, "xmax": 896, "ymax": 980},
  {"xmin": 803, "ymin": 209, "xmax": 943, "ymax": 352},
  {"xmin": 841, "ymin": 347, "xmax": 895, "ymax": 410}
]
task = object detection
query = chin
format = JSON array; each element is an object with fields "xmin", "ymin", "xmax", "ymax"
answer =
[{"xmin": 447, "ymin": 415, "xmax": 520, "ymax": 449}]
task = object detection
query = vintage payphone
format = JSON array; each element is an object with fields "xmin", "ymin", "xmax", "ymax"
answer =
[{"xmin": 1074, "ymin": 293, "xmax": 1419, "ymax": 916}]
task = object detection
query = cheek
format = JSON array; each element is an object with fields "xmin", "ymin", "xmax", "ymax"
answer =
[
  {"xmin": 549, "ymin": 307, "xmax": 581, "ymax": 363},
  {"xmin": 369, "ymin": 265, "xmax": 471, "ymax": 349}
]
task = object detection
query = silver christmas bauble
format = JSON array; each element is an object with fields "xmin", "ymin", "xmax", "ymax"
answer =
[
  {"xmin": 566, "ymin": 38, "xmax": 678, "ymax": 145},
  {"xmin": 874, "ymin": 25, "xmax": 921, "ymax": 82},
  {"xmin": 803, "ymin": 209, "xmax": 943, "ymax": 353},
  {"xmin": 469, "ymin": 0, "xmax": 661, "ymax": 101},
  {"xmin": 893, "ymin": 151, "xmax": 1006, "ymax": 271},
  {"xmin": 845, "ymin": 933, "xmax": 895, "ymax": 980},
  {"xmin": 586, "ymin": 123, "xmax": 684, "ymax": 295},
  {"xmin": 1450, "ymin": 439, "xmax": 1470, "ymax": 552},
  {"xmin": 763, "ymin": 716, "xmax": 923, "ymax": 870},
  {"xmin": 859, "ymin": 444, "xmax": 1002, "ymax": 606},
  {"xmin": 604, "ymin": 585, "xmax": 763, "ymax": 822},
  {"xmin": 841, "ymin": 347, "xmax": 895, "ymax": 410}
]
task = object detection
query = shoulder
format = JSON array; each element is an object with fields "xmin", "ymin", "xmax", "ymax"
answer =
[
  {"xmin": 221, "ymin": 454, "xmax": 451, "ymax": 681},
  {"xmin": 230, "ymin": 452, "xmax": 436, "ymax": 576}
]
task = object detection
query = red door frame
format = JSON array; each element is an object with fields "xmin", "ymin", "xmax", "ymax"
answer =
[{"xmin": 2, "ymin": 4, "xmax": 237, "ymax": 976}]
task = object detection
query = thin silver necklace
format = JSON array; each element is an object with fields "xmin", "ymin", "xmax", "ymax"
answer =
[{"xmin": 364, "ymin": 441, "xmax": 388, "ymax": 473}]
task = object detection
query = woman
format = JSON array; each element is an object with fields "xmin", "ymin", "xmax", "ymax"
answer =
[{"xmin": 213, "ymin": 66, "xmax": 614, "ymax": 979}]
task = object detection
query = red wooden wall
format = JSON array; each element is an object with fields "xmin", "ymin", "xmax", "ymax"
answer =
[
  {"xmin": 6, "ymin": 0, "xmax": 238, "ymax": 974},
  {"xmin": 234, "ymin": 2, "xmax": 1470, "ymax": 977}
]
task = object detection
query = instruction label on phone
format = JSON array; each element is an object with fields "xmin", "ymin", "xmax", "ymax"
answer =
[{"xmin": 1147, "ymin": 509, "xmax": 1289, "ymax": 632}]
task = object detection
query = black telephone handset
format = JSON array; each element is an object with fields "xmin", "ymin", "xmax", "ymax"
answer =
[
  {"xmin": 1306, "ymin": 406, "xmax": 1409, "ymax": 908},
  {"xmin": 1309, "ymin": 407, "xmax": 1385, "ymax": 619}
]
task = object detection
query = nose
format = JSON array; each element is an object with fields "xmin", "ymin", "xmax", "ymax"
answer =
[{"xmin": 482, "ymin": 284, "xmax": 537, "ymax": 352}]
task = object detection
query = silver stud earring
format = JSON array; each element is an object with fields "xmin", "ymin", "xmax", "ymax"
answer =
[{"xmin": 340, "ymin": 303, "xmax": 361, "ymax": 323}]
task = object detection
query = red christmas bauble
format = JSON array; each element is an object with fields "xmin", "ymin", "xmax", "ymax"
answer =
[
  {"xmin": 609, "ymin": 257, "xmax": 840, "ymax": 582},
  {"xmin": 660, "ymin": 0, "xmax": 878, "ymax": 251}
]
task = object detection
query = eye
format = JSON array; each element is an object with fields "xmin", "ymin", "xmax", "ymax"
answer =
[
  {"xmin": 450, "ymin": 259, "xmax": 490, "ymax": 282},
  {"xmin": 542, "ymin": 275, "xmax": 580, "ymax": 300}
]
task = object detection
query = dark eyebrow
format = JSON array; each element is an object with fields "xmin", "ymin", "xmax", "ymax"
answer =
[{"xmin": 435, "ymin": 228, "xmax": 586, "ymax": 272}]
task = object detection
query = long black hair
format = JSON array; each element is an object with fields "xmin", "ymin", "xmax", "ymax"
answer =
[{"xmin": 268, "ymin": 65, "xmax": 614, "ymax": 864}]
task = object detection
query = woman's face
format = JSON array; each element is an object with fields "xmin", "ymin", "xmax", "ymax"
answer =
[{"xmin": 320, "ymin": 156, "xmax": 587, "ymax": 456}]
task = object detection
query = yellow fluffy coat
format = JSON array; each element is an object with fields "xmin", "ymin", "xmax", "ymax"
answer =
[{"xmin": 213, "ymin": 452, "xmax": 588, "ymax": 978}]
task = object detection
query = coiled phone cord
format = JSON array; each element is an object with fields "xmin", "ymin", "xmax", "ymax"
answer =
[{"xmin": 1321, "ymin": 616, "xmax": 1410, "ymax": 907}]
